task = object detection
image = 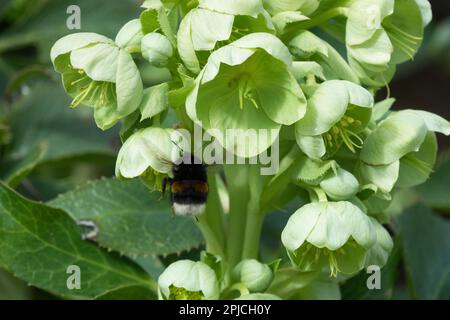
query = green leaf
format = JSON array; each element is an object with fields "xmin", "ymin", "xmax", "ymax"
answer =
[
  {"xmin": 0, "ymin": 142, "xmax": 47, "ymax": 187},
  {"xmin": 397, "ymin": 204, "xmax": 450, "ymax": 299},
  {"xmin": 95, "ymin": 285, "xmax": 157, "ymax": 300},
  {"xmin": 0, "ymin": 82, "xmax": 115, "ymax": 186},
  {"xmin": 0, "ymin": 269, "xmax": 33, "ymax": 300},
  {"xmin": 0, "ymin": 0, "xmax": 141, "ymax": 57},
  {"xmin": 0, "ymin": 182, "xmax": 155, "ymax": 298},
  {"xmin": 48, "ymin": 178, "xmax": 204, "ymax": 256}
]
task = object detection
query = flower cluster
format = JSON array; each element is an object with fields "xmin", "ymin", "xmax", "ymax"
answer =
[{"xmin": 51, "ymin": 0, "xmax": 449, "ymax": 299}]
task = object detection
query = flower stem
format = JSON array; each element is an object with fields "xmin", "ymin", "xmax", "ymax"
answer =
[
  {"xmin": 282, "ymin": 7, "xmax": 349, "ymax": 41},
  {"xmin": 242, "ymin": 166, "xmax": 265, "ymax": 260},
  {"xmin": 197, "ymin": 172, "xmax": 226, "ymax": 257},
  {"xmin": 225, "ymin": 165, "xmax": 251, "ymax": 269}
]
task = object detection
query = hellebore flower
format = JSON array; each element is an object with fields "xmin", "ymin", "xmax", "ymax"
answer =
[
  {"xmin": 360, "ymin": 109, "xmax": 450, "ymax": 189},
  {"xmin": 177, "ymin": 0, "xmax": 274, "ymax": 74},
  {"xmin": 187, "ymin": 32, "xmax": 307, "ymax": 157},
  {"xmin": 158, "ymin": 260, "xmax": 220, "ymax": 300},
  {"xmin": 295, "ymin": 80, "xmax": 373, "ymax": 159},
  {"xmin": 50, "ymin": 33, "xmax": 143, "ymax": 130},
  {"xmin": 115, "ymin": 127, "xmax": 190, "ymax": 190},
  {"xmin": 281, "ymin": 201, "xmax": 376, "ymax": 276},
  {"xmin": 232, "ymin": 259, "xmax": 274, "ymax": 293},
  {"xmin": 346, "ymin": 0, "xmax": 430, "ymax": 84}
]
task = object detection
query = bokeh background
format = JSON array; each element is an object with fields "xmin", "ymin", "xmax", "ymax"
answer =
[{"xmin": 0, "ymin": 0, "xmax": 449, "ymax": 299}]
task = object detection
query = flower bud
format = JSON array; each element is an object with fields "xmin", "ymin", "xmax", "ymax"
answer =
[
  {"xmin": 158, "ymin": 260, "xmax": 219, "ymax": 300},
  {"xmin": 141, "ymin": 33, "xmax": 173, "ymax": 67},
  {"xmin": 232, "ymin": 259, "xmax": 273, "ymax": 293}
]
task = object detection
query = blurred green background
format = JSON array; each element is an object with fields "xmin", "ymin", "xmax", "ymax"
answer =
[{"xmin": 0, "ymin": 0, "xmax": 449, "ymax": 300}]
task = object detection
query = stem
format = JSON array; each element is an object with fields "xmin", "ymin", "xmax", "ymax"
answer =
[
  {"xmin": 241, "ymin": 166, "xmax": 265, "ymax": 260},
  {"xmin": 206, "ymin": 172, "xmax": 226, "ymax": 252},
  {"xmin": 225, "ymin": 165, "xmax": 251, "ymax": 269},
  {"xmin": 282, "ymin": 7, "xmax": 349, "ymax": 41},
  {"xmin": 196, "ymin": 215, "xmax": 224, "ymax": 257}
]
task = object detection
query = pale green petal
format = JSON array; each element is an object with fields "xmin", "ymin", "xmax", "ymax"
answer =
[
  {"xmin": 320, "ymin": 168, "xmax": 359, "ymax": 201},
  {"xmin": 347, "ymin": 0, "xmax": 394, "ymax": 46},
  {"xmin": 231, "ymin": 32, "xmax": 293, "ymax": 67},
  {"xmin": 348, "ymin": 29, "xmax": 393, "ymax": 70},
  {"xmin": 295, "ymin": 135, "xmax": 326, "ymax": 160},
  {"xmin": 415, "ymin": 0, "xmax": 432, "ymax": 26},
  {"xmin": 263, "ymin": 0, "xmax": 320, "ymax": 15},
  {"xmin": 292, "ymin": 61, "xmax": 325, "ymax": 81},
  {"xmin": 116, "ymin": 127, "xmax": 188, "ymax": 178},
  {"xmin": 70, "ymin": 43, "xmax": 119, "ymax": 82},
  {"xmin": 396, "ymin": 132, "xmax": 437, "ymax": 188},
  {"xmin": 341, "ymin": 80, "xmax": 374, "ymax": 107},
  {"xmin": 281, "ymin": 202, "xmax": 321, "ymax": 252},
  {"xmin": 305, "ymin": 201, "xmax": 375, "ymax": 250},
  {"xmin": 361, "ymin": 110, "xmax": 428, "ymax": 165},
  {"xmin": 158, "ymin": 260, "xmax": 219, "ymax": 300},
  {"xmin": 253, "ymin": 54, "xmax": 306, "ymax": 125},
  {"xmin": 202, "ymin": 46, "xmax": 255, "ymax": 83},
  {"xmin": 295, "ymin": 81, "xmax": 349, "ymax": 136},
  {"xmin": 402, "ymin": 110, "xmax": 450, "ymax": 136},
  {"xmin": 141, "ymin": 32, "xmax": 173, "ymax": 67},
  {"xmin": 115, "ymin": 49, "xmax": 143, "ymax": 115},
  {"xmin": 140, "ymin": 83, "xmax": 169, "ymax": 121},
  {"xmin": 115, "ymin": 19, "xmax": 143, "ymax": 51},
  {"xmin": 177, "ymin": 12, "xmax": 201, "ymax": 74},
  {"xmin": 359, "ymin": 161, "xmax": 399, "ymax": 193},
  {"xmin": 365, "ymin": 218, "xmax": 393, "ymax": 267},
  {"xmin": 50, "ymin": 32, "xmax": 113, "ymax": 67},
  {"xmin": 94, "ymin": 103, "xmax": 121, "ymax": 130},
  {"xmin": 190, "ymin": 9, "xmax": 234, "ymax": 51},
  {"xmin": 199, "ymin": 0, "xmax": 264, "ymax": 17},
  {"xmin": 384, "ymin": 0, "xmax": 423, "ymax": 64},
  {"xmin": 272, "ymin": 11, "xmax": 309, "ymax": 34}
]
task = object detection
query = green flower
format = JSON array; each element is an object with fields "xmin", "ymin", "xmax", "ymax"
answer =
[
  {"xmin": 295, "ymin": 80, "xmax": 373, "ymax": 159},
  {"xmin": 360, "ymin": 110, "xmax": 450, "ymax": 188},
  {"xmin": 346, "ymin": 0, "xmax": 429, "ymax": 85},
  {"xmin": 232, "ymin": 259, "xmax": 274, "ymax": 293},
  {"xmin": 50, "ymin": 33, "xmax": 143, "ymax": 130},
  {"xmin": 187, "ymin": 33, "xmax": 307, "ymax": 157},
  {"xmin": 281, "ymin": 201, "xmax": 377, "ymax": 276},
  {"xmin": 115, "ymin": 127, "xmax": 189, "ymax": 190},
  {"xmin": 158, "ymin": 260, "xmax": 220, "ymax": 300},
  {"xmin": 177, "ymin": 0, "xmax": 274, "ymax": 74}
]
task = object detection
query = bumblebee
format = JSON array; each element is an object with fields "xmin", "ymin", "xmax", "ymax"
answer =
[{"xmin": 163, "ymin": 155, "xmax": 208, "ymax": 216}]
